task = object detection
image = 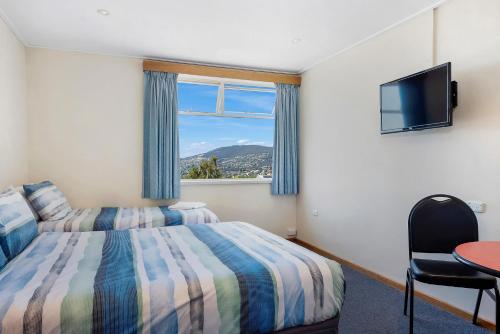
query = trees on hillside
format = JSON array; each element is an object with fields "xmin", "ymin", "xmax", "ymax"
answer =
[{"xmin": 184, "ymin": 156, "xmax": 222, "ymax": 179}]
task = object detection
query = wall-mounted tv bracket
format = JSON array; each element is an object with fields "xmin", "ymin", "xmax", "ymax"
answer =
[{"xmin": 451, "ymin": 81, "xmax": 458, "ymax": 108}]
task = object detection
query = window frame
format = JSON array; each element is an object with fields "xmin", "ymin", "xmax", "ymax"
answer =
[
  {"xmin": 177, "ymin": 74, "xmax": 276, "ymax": 119},
  {"xmin": 178, "ymin": 74, "xmax": 275, "ymax": 184}
]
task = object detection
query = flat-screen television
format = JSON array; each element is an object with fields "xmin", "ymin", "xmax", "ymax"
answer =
[{"xmin": 380, "ymin": 62, "xmax": 456, "ymax": 134}]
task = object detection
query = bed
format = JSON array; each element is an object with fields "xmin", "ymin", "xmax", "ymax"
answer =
[
  {"xmin": 37, "ymin": 206, "xmax": 219, "ymax": 232},
  {"xmin": 12, "ymin": 181, "xmax": 219, "ymax": 232},
  {"xmin": 0, "ymin": 222, "xmax": 344, "ymax": 333}
]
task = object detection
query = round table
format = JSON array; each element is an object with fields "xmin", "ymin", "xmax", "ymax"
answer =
[
  {"xmin": 453, "ymin": 241, "xmax": 500, "ymax": 278},
  {"xmin": 453, "ymin": 241, "xmax": 500, "ymax": 334}
]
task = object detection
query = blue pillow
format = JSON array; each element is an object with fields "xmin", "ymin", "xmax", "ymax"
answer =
[
  {"xmin": 0, "ymin": 245, "xmax": 7, "ymax": 270},
  {"xmin": 0, "ymin": 190, "xmax": 38, "ymax": 260},
  {"xmin": 23, "ymin": 181, "xmax": 72, "ymax": 221}
]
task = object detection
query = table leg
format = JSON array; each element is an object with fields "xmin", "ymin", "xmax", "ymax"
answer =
[
  {"xmin": 495, "ymin": 287, "xmax": 499, "ymax": 334},
  {"xmin": 486, "ymin": 289, "xmax": 496, "ymax": 301},
  {"xmin": 484, "ymin": 289, "xmax": 498, "ymax": 334}
]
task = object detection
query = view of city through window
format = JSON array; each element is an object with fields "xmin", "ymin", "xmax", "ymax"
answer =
[{"xmin": 178, "ymin": 81, "xmax": 275, "ymax": 180}]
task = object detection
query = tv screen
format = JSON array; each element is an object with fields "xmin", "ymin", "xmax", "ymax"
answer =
[{"xmin": 380, "ymin": 63, "xmax": 453, "ymax": 134}]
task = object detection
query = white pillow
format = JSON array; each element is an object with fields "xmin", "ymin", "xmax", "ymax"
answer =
[
  {"xmin": 6, "ymin": 185, "xmax": 41, "ymax": 221},
  {"xmin": 0, "ymin": 190, "xmax": 38, "ymax": 259},
  {"xmin": 169, "ymin": 201, "xmax": 207, "ymax": 210}
]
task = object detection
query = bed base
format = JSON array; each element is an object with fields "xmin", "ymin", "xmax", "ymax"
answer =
[{"xmin": 275, "ymin": 314, "xmax": 340, "ymax": 334}]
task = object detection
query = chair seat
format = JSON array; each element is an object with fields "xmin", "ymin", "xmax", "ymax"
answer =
[{"xmin": 410, "ymin": 259, "xmax": 497, "ymax": 289}]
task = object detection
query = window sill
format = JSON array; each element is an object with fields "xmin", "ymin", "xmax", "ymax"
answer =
[{"xmin": 181, "ymin": 178, "xmax": 272, "ymax": 186}]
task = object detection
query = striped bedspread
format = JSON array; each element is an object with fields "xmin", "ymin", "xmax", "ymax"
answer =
[
  {"xmin": 0, "ymin": 222, "xmax": 344, "ymax": 334},
  {"xmin": 37, "ymin": 206, "xmax": 219, "ymax": 232}
]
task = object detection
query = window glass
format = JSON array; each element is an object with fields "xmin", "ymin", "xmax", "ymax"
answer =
[
  {"xmin": 224, "ymin": 84, "xmax": 276, "ymax": 116},
  {"xmin": 179, "ymin": 115, "xmax": 273, "ymax": 179},
  {"xmin": 178, "ymin": 82, "xmax": 218, "ymax": 113}
]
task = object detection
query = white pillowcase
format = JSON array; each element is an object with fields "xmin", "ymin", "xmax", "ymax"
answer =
[
  {"xmin": 0, "ymin": 190, "xmax": 38, "ymax": 260},
  {"xmin": 6, "ymin": 185, "xmax": 41, "ymax": 221},
  {"xmin": 169, "ymin": 201, "xmax": 207, "ymax": 210}
]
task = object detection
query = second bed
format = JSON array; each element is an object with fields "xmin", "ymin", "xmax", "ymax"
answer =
[{"xmin": 37, "ymin": 206, "xmax": 220, "ymax": 232}]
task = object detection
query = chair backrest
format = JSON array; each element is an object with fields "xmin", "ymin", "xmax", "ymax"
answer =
[{"xmin": 408, "ymin": 194, "xmax": 478, "ymax": 259}]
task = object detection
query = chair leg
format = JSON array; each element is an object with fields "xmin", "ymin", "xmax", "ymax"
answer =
[
  {"xmin": 472, "ymin": 289, "xmax": 483, "ymax": 325},
  {"xmin": 495, "ymin": 285, "xmax": 499, "ymax": 334},
  {"xmin": 404, "ymin": 270, "xmax": 409, "ymax": 316},
  {"xmin": 409, "ymin": 274, "xmax": 414, "ymax": 334}
]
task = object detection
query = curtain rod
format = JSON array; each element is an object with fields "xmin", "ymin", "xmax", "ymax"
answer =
[{"xmin": 143, "ymin": 60, "xmax": 301, "ymax": 85}]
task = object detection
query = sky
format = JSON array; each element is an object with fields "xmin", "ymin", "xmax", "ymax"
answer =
[{"xmin": 178, "ymin": 83, "xmax": 276, "ymax": 158}]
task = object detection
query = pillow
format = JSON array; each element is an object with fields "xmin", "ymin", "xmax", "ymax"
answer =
[
  {"xmin": 7, "ymin": 185, "xmax": 41, "ymax": 221},
  {"xmin": 0, "ymin": 190, "xmax": 38, "ymax": 260},
  {"xmin": 0, "ymin": 216, "xmax": 8, "ymax": 269},
  {"xmin": 0, "ymin": 246, "xmax": 7, "ymax": 270},
  {"xmin": 23, "ymin": 181, "xmax": 72, "ymax": 221}
]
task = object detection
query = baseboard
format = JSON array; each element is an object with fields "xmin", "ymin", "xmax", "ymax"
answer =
[{"xmin": 290, "ymin": 238, "xmax": 496, "ymax": 331}]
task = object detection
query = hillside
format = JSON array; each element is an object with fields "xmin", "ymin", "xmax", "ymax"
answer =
[{"xmin": 180, "ymin": 145, "xmax": 272, "ymax": 178}]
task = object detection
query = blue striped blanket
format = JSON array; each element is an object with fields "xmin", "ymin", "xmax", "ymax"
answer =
[
  {"xmin": 0, "ymin": 222, "xmax": 344, "ymax": 333},
  {"xmin": 37, "ymin": 206, "xmax": 219, "ymax": 232}
]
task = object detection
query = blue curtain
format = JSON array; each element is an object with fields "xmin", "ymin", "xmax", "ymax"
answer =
[
  {"xmin": 142, "ymin": 71, "xmax": 180, "ymax": 199},
  {"xmin": 272, "ymin": 83, "xmax": 299, "ymax": 195}
]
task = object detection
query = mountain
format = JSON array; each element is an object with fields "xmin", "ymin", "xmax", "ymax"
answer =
[{"xmin": 180, "ymin": 145, "xmax": 273, "ymax": 178}]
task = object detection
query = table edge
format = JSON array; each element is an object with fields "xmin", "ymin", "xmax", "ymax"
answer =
[{"xmin": 453, "ymin": 249, "xmax": 500, "ymax": 278}]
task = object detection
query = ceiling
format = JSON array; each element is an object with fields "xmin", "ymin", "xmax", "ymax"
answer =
[{"xmin": 0, "ymin": 0, "xmax": 444, "ymax": 73}]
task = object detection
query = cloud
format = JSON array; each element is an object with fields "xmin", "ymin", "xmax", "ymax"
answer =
[
  {"xmin": 235, "ymin": 139, "xmax": 271, "ymax": 146},
  {"xmin": 190, "ymin": 141, "xmax": 208, "ymax": 147}
]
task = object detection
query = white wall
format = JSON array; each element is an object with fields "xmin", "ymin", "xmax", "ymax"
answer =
[
  {"xmin": 26, "ymin": 48, "xmax": 296, "ymax": 237},
  {"xmin": 0, "ymin": 17, "xmax": 28, "ymax": 189},
  {"xmin": 27, "ymin": 50, "xmax": 146, "ymax": 207},
  {"xmin": 182, "ymin": 183, "xmax": 296, "ymax": 236},
  {"xmin": 297, "ymin": 0, "xmax": 500, "ymax": 322}
]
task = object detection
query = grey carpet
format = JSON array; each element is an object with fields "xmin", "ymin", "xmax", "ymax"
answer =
[{"xmin": 339, "ymin": 265, "xmax": 492, "ymax": 333}]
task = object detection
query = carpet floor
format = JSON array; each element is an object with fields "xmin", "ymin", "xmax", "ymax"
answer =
[{"xmin": 339, "ymin": 265, "xmax": 492, "ymax": 333}]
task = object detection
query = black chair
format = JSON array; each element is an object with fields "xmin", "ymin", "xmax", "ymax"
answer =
[{"xmin": 404, "ymin": 194, "xmax": 499, "ymax": 334}]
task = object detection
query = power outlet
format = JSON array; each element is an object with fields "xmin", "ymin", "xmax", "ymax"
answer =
[
  {"xmin": 466, "ymin": 201, "xmax": 486, "ymax": 213},
  {"xmin": 312, "ymin": 209, "xmax": 319, "ymax": 217}
]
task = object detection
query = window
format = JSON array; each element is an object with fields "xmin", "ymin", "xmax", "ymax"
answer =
[
  {"xmin": 224, "ymin": 84, "xmax": 275, "ymax": 117},
  {"xmin": 178, "ymin": 75, "xmax": 275, "ymax": 181},
  {"xmin": 178, "ymin": 82, "xmax": 218, "ymax": 114}
]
